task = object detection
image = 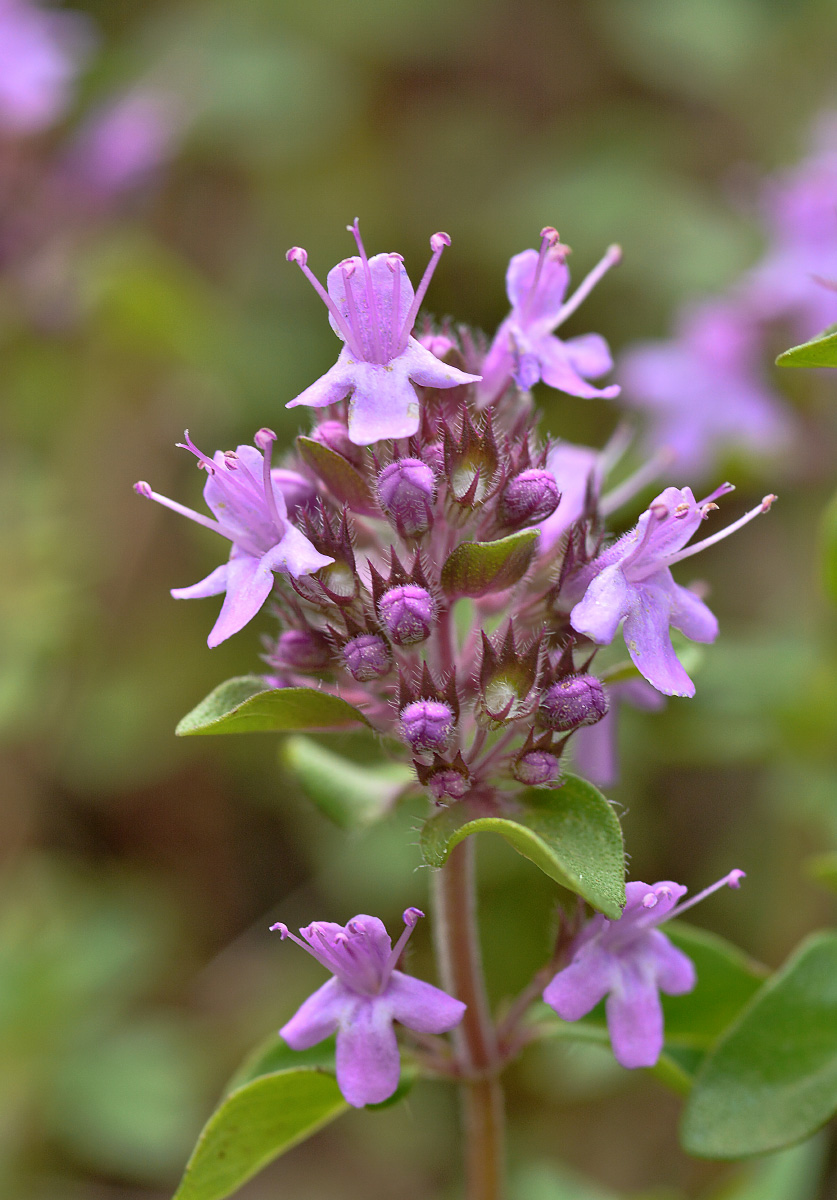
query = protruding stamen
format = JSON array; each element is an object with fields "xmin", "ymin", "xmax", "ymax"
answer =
[
  {"xmin": 177, "ymin": 429, "xmax": 215, "ymax": 473},
  {"xmin": 269, "ymin": 922, "xmax": 289, "ymax": 938},
  {"xmin": 287, "ymin": 244, "xmax": 363, "ymax": 357},
  {"xmin": 524, "ymin": 226, "xmax": 564, "ymax": 317},
  {"xmin": 382, "ymin": 907, "xmax": 425, "ymax": 986},
  {"xmin": 136, "ymin": 483, "xmax": 242, "ymax": 543},
  {"xmin": 256, "ymin": 427, "xmax": 285, "ymax": 535},
  {"xmin": 134, "ymin": 480, "xmax": 152, "ymax": 498},
  {"xmin": 348, "ymin": 218, "xmax": 384, "ymax": 363},
  {"xmin": 698, "ymin": 482, "xmax": 735, "ymax": 506},
  {"xmin": 388, "ymin": 253, "xmax": 404, "ymax": 354},
  {"xmin": 666, "ymin": 870, "xmax": 746, "ymax": 921},
  {"xmin": 396, "ymin": 233, "xmax": 451, "ymax": 354},
  {"xmin": 552, "ymin": 243, "xmax": 622, "ymax": 330},
  {"xmin": 270, "ymin": 921, "xmax": 336, "ymax": 974},
  {"xmin": 662, "ymin": 496, "xmax": 777, "ymax": 570}
]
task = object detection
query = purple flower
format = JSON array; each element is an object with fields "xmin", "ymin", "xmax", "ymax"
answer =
[
  {"xmin": 569, "ymin": 485, "xmax": 776, "ymax": 697},
  {"xmin": 273, "ymin": 909, "xmax": 466, "ymax": 1107},
  {"xmin": 479, "ymin": 228, "xmax": 621, "ymax": 402},
  {"xmin": 619, "ymin": 300, "xmax": 791, "ymax": 475},
  {"xmin": 742, "ymin": 118, "xmax": 837, "ymax": 338},
  {"xmin": 0, "ymin": 0, "xmax": 90, "ymax": 135},
  {"xmin": 543, "ymin": 870, "xmax": 745, "ymax": 1069},
  {"xmin": 536, "ymin": 441, "xmax": 602, "ymax": 555},
  {"xmin": 572, "ymin": 678, "xmax": 665, "ymax": 788},
  {"xmin": 64, "ymin": 87, "xmax": 182, "ymax": 198},
  {"xmin": 286, "ymin": 221, "xmax": 480, "ymax": 445},
  {"xmin": 135, "ymin": 429, "xmax": 332, "ymax": 647}
]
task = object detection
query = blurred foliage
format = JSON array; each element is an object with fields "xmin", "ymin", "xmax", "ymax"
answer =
[{"xmin": 2, "ymin": 0, "xmax": 837, "ymax": 1196}]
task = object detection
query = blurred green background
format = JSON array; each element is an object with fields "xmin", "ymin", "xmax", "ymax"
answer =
[{"xmin": 2, "ymin": 0, "xmax": 837, "ymax": 1197}]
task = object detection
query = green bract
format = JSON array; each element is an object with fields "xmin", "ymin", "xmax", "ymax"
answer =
[
  {"xmin": 775, "ymin": 326, "xmax": 837, "ymax": 368},
  {"xmin": 440, "ymin": 530, "xmax": 539, "ymax": 598}
]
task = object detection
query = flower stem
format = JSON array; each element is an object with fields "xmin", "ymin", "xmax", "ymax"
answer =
[{"xmin": 432, "ymin": 838, "xmax": 505, "ymax": 1200}]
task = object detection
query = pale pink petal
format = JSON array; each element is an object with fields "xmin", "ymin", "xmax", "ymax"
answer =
[
  {"xmin": 570, "ymin": 563, "xmax": 631, "ymax": 645},
  {"xmin": 506, "ymin": 248, "xmax": 569, "ymax": 321},
  {"xmin": 286, "ymin": 351, "xmax": 356, "ymax": 412},
  {"xmin": 621, "ymin": 579, "xmax": 695, "ymax": 698},
  {"xmin": 401, "ymin": 337, "xmax": 481, "ymax": 389},
  {"xmin": 335, "ymin": 997, "xmax": 400, "ymax": 1107},
  {"xmin": 563, "ymin": 332, "xmax": 614, "ymax": 379},
  {"xmin": 543, "ymin": 943, "xmax": 615, "ymax": 1021},
  {"xmin": 538, "ymin": 336, "xmax": 620, "ymax": 400},
  {"xmin": 261, "ymin": 526, "xmax": 333, "ymax": 578},
  {"xmin": 387, "ymin": 971, "xmax": 466, "ymax": 1034},
  {"xmin": 606, "ymin": 961, "xmax": 664, "ymax": 1069},
  {"xmin": 206, "ymin": 552, "xmax": 274, "ymax": 648},
  {"xmin": 346, "ymin": 360, "xmax": 420, "ymax": 445},
  {"xmin": 646, "ymin": 929, "xmax": 696, "ymax": 996},
  {"xmin": 280, "ymin": 977, "xmax": 351, "ymax": 1050},
  {"xmin": 170, "ymin": 563, "xmax": 229, "ymax": 600},
  {"xmin": 669, "ymin": 581, "xmax": 719, "ymax": 644}
]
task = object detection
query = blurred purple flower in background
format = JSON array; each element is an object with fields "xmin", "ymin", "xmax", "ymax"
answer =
[
  {"xmin": 0, "ymin": 0, "xmax": 91, "ymax": 135},
  {"xmin": 274, "ymin": 909, "xmax": 465, "ymax": 1107},
  {"xmin": 543, "ymin": 871, "xmax": 744, "ymax": 1068},
  {"xmin": 619, "ymin": 300, "xmax": 791, "ymax": 475},
  {"xmin": 572, "ymin": 678, "xmax": 666, "ymax": 788}
]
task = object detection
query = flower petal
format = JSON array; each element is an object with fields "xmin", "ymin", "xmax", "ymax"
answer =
[
  {"xmin": 345, "ymin": 360, "xmax": 420, "ymax": 445},
  {"xmin": 570, "ymin": 563, "xmax": 631, "ymax": 646},
  {"xmin": 621, "ymin": 577, "xmax": 695, "ymax": 697},
  {"xmin": 262, "ymin": 525, "xmax": 333, "ymax": 578},
  {"xmin": 170, "ymin": 563, "xmax": 229, "ymax": 600},
  {"xmin": 286, "ymin": 351, "xmax": 356, "ymax": 412},
  {"xmin": 646, "ymin": 929, "xmax": 696, "ymax": 996},
  {"xmin": 280, "ymin": 976, "xmax": 350, "ymax": 1050},
  {"xmin": 506, "ymin": 248, "xmax": 569, "ymax": 322},
  {"xmin": 401, "ymin": 337, "xmax": 481, "ymax": 390},
  {"xmin": 537, "ymin": 335, "xmax": 620, "ymax": 400},
  {"xmin": 606, "ymin": 959, "xmax": 664, "ymax": 1069},
  {"xmin": 563, "ymin": 332, "xmax": 614, "ymax": 379},
  {"xmin": 335, "ymin": 997, "xmax": 400, "ymax": 1107},
  {"xmin": 206, "ymin": 551, "xmax": 274, "ymax": 648},
  {"xmin": 543, "ymin": 943, "xmax": 615, "ymax": 1021},
  {"xmin": 386, "ymin": 970, "xmax": 466, "ymax": 1034},
  {"xmin": 669, "ymin": 581, "xmax": 718, "ymax": 644}
]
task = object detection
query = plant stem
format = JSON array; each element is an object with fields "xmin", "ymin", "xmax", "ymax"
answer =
[{"xmin": 432, "ymin": 838, "xmax": 505, "ymax": 1200}]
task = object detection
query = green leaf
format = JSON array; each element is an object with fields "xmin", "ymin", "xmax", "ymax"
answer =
[
  {"xmin": 176, "ymin": 677, "xmax": 369, "ymax": 736},
  {"xmin": 420, "ymin": 774, "xmax": 625, "ymax": 917},
  {"xmin": 296, "ymin": 436, "xmax": 376, "ymax": 512},
  {"xmin": 172, "ymin": 1069, "xmax": 347, "ymax": 1200},
  {"xmin": 440, "ymin": 530, "xmax": 539, "ymax": 599},
  {"xmin": 661, "ymin": 923, "xmax": 767, "ymax": 1047},
  {"xmin": 776, "ymin": 326, "xmax": 837, "ymax": 368},
  {"xmin": 224, "ymin": 1035, "xmax": 337, "ymax": 1095},
  {"xmin": 681, "ymin": 932, "xmax": 837, "ymax": 1158},
  {"xmin": 820, "ymin": 488, "xmax": 837, "ymax": 605},
  {"xmin": 805, "ymin": 851, "xmax": 837, "ymax": 896},
  {"xmin": 281, "ymin": 736, "xmax": 412, "ymax": 827}
]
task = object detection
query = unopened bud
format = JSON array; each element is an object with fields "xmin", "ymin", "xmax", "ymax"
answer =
[
  {"xmin": 513, "ymin": 749, "xmax": 561, "ymax": 786},
  {"xmin": 500, "ymin": 468, "xmax": 560, "ymax": 526},
  {"xmin": 378, "ymin": 584, "xmax": 435, "ymax": 646},
  {"xmin": 377, "ymin": 458, "xmax": 436, "ymax": 537},
  {"xmin": 342, "ymin": 633, "xmax": 392, "ymax": 682},
  {"xmin": 539, "ymin": 675, "xmax": 608, "ymax": 732},
  {"xmin": 428, "ymin": 767, "xmax": 470, "ymax": 802},
  {"xmin": 401, "ymin": 700, "xmax": 454, "ymax": 753},
  {"xmin": 266, "ymin": 629, "xmax": 330, "ymax": 672},
  {"xmin": 311, "ymin": 420, "xmax": 363, "ymax": 466}
]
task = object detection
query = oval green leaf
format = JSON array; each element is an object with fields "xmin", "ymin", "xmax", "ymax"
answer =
[
  {"xmin": 440, "ymin": 530, "xmax": 539, "ymax": 599},
  {"xmin": 420, "ymin": 774, "xmax": 625, "ymax": 917},
  {"xmin": 282, "ymin": 735, "xmax": 413, "ymax": 827},
  {"xmin": 176, "ymin": 677, "xmax": 369, "ymax": 736},
  {"xmin": 296, "ymin": 436, "xmax": 376, "ymax": 512},
  {"xmin": 681, "ymin": 932, "xmax": 837, "ymax": 1158},
  {"xmin": 776, "ymin": 327, "xmax": 837, "ymax": 368},
  {"xmin": 172, "ymin": 1069, "xmax": 347, "ymax": 1200}
]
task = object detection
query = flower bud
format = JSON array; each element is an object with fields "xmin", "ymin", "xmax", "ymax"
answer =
[
  {"xmin": 311, "ymin": 420, "xmax": 363, "ymax": 466},
  {"xmin": 513, "ymin": 749, "xmax": 561, "ymax": 786},
  {"xmin": 539, "ymin": 675, "xmax": 608, "ymax": 732},
  {"xmin": 428, "ymin": 766, "xmax": 470, "ymax": 802},
  {"xmin": 378, "ymin": 584, "xmax": 435, "ymax": 646},
  {"xmin": 377, "ymin": 458, "xmax": 436, "ymax": 537},
  {"xmin": 401, "ymin": 700, "xmax": 454, "ymax": 753},
  {"xmin": 500, "ymin": 468, "xmax": 560, "ymax": 526},
  {"xmin": 266, "ymin": 629, "xmax": 330, "ymax": 672},
  {"xmin": 342, "ymin": 633, "xmax": 392, "ymax": 682}
]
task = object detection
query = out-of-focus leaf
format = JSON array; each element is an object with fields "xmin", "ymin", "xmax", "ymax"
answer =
[
  {"xmin": 702, "ymin": 1135, "xmax": 826, "ymax": 1200},
  {"xmin": 282, "ymin": 736, "xmax": 412, "ymax": 827},
  {"xmin": 172, "ymin": 1069, "xmax": 347, "ymax": 1200},
  {"xmin": 776, "ymin": 326, "xmax": 837, "ymax": 368},
  {"xmin": 176, "ymin": 678, "xmax": 368, "ymax": 736},
  {"xmin": 805, "ymin": 852, "xmax": 837, "ymax": 896},
  {"xmin": 820, "ymin": 489, "xmax": 837, "ymax": 605},
  {"xmin": 514, "ymin": 1160, "xmax": 622, "ymax": 1199},
  {"xmin": 296, "ymin": 437, "xmax": 376, "ymax": 512},
  {"xmin": 420, "ymin": 775, "xmax": 625, "ymax": 917},
  {"xmin": 682, "ymin": 933, "xmax": 837, "ymax": 1157},
  {"xmin": 440, "ymin": 530, "xmax": 539, "ymax": 598}
]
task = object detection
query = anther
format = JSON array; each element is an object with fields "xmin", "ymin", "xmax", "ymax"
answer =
[
  {"xmin": 286, "ymin": 247, "xmax": 307, "ymax": 265},
  {"xmin": 134, "ymin": 481, "xmax": 152, "ymax": 498},
  {"xmin": 269, "ymin": 922, "xmax": 290, "ymax": 938},
  {"xmin": 255, "ymin": 427, "xmax": 277, "ymax": 451}
]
